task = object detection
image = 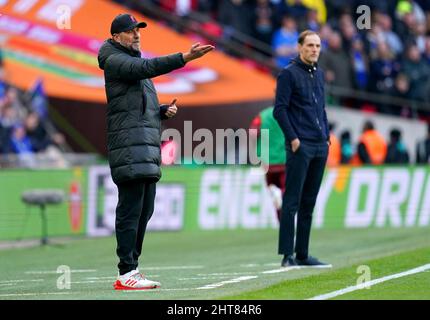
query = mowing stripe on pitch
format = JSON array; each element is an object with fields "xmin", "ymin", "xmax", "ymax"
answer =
[{"xmin": 308, "ymin": 263, "xmax": 430, "ymax": 300}]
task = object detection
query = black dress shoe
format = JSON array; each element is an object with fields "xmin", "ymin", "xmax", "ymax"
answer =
[
  {"xmin": 281, "ymin": 255, "xmax": 298, "ymax": 267},
  {"xmin": 295, "ymin": 256, "xmax": 329, "ymax": 266}
]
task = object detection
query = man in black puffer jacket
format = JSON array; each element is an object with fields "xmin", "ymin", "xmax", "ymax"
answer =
[{"xmin": 98, "ymin": 13, "xmax": 214, "ymax": 290}]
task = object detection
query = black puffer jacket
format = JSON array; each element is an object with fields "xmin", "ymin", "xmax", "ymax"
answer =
[{"xmin": 98, "ymin": 39, "xmax": 185, "ymax": 184}]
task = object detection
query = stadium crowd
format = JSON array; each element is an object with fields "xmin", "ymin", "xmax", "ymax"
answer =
[
  {"xmin": 115, "ymin": 0, "xmax": 430, "ymax": 119},
  {"xmin": 0, "ymin": 55, "xmax": 67, "ymax": 167}
]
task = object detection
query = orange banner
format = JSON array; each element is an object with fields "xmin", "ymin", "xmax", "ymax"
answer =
[{"xmin": 0, "ymin": 0, "xmax": 275, "ymax": 106}]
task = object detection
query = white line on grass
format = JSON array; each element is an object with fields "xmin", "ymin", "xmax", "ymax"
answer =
[
  {"xmin": 197, "ymin": 272, "xmax": 255, "ymax": 276},
  {"xmin": 179, "ymin": 276, "xmax": 233, "ymax": 280},
  {"xmin": 143, "ymin": 266, "xmax": 204, "ymax": 270},
  {"xmin": 261, "ymin": 266, "xmax": 301, "ymax": 274},
  {"xmin": 0, "ymin": 292, "xmax": 72, "ymax": 297},
  {"xmin": 121, "ymin": 288, "xmax": 196, "ymax": 293},
  {"xmin": 25, "ymin": 269, "xmax": 97, "ymax": 274},
  {"xmin": 197, "ymin": 276, "xmax": 258, "ymax": 290},
  {"xmin": 308, "ymin": 263, "xmax": 430, "ymax": 300},
  {"xmin": 84, "ymin": 275, "xmax": 160, "ymax": 280},
  {"xmin": 0, "ymin": 279, "xmax": 44, "ymax": 284}
]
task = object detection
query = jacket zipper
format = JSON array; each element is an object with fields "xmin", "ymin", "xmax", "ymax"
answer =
[{"xmin": 310, "ymin": 71, "xmax": 322, "ymax": 133}]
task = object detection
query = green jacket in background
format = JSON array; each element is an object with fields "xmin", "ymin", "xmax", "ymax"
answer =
[{"xmin": 257, "ymin": 107, "xmax": 286, "ymax": 165}]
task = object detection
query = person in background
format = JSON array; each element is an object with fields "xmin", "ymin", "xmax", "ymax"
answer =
[
  {"xmin": 250, "ymin": 106, "xmax": 286, "ymax": 221},
  {"xmin": 385, "ymin": 128, "xmax": 410, "ymax": 164},
  {"xmin": 340, "ymin": 130, "xmax": 354, "ymax": 164},
  {"xmin": 272, "ymin": 15, "xmax": 299, "ymax": 68},
  {"xmin": 326, "ymin": 122, "xmax": 340, "ymax": 167},
  {"xmin": 416, "ymin": 123, "xmax": 430, "ymax": 164},
  {"xmin": 356, "ymin": 120, "xmax": 387, "ymax": 165}
]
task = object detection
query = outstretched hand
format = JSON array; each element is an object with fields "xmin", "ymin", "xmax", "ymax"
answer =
[{"xmin": 183, "ymin": 43, "xmax": 215, "ymax": 63}]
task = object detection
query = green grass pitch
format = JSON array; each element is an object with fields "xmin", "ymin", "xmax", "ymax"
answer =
[{"xmin": 0, "ymin": 227, "xmax": 429, "ymax": 300}]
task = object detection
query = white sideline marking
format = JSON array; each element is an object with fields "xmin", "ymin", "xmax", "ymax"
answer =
[
  {"xmin": 197, "ymin": 276, "xmax": 258, "ymax": 290},
  {"xmin": 0, "ymin": 279, "xmax": 44, "ymax": 284},
  {"xmin": 0, "ymin": 292, "xmax": 71, "ymax": 297},
  {"xmin": 25, "ymin": 269, "xmax": 97, "ymax": 274},
  {"xmin": 71, "ymin": 280, "xmax": 114, "ymax": 284},
  {"xmin": 122, "ymin": 288, "xmax": 195, "ymax": 293},
  {"xmin": 261, "ymin": 266, "xmax": 301, "ymax": 274},
  {"xmin": 84, "ymin": 275, "xmax": 160, "ymax": 280},
  {"xmin": 198, "ymin": 272, "xmax": 255, "ymax": 276},
  {"xmin": 179, "ymin": 276, "xmax": 232, "ymax": 280},
  {"xmin": 309, "ymin": 263, "xmax": 430, "ymax": 300},
  {"xmin": 85, "ymin": 276, "xmax": 116, "ymax": 280},
  {"xmin": 143, "ymin": 266, "xmax": 203, "ymax": 270},
  {"xmin": 262, "ymin": 264, "xmax": 332, "ymax": 274}
]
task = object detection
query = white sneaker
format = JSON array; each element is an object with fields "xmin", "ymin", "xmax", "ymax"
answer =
[
  {"xmin": 113, "ymin": 269, "xmax": 160, "ymax": 290},
  {"xmin": 268, "ymin": 184, "xmax": 283, "ymax": 210}
]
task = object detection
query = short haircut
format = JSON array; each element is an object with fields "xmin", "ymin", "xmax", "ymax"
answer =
[{"xmin": 298, "ymin": 30, "xmax": 320, "ymax": 45}]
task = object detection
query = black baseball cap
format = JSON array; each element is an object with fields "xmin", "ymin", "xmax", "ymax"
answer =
[{"xmin": 110, "ymin": 14, "xmax": 147, "ymax": 35}]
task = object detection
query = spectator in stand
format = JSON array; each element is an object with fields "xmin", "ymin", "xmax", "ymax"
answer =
[
  {"xmin": 338, "ymin": 12, "xmax": 357, "ymax": 52},
  {"xmin": 413, "ymin": 21, "xmax": 427, "ymax": 53},
  {"xmin": 318, "ymin": 24, "xmax": 332, "ymax": 50},
  {"xmin": 402, "ymin": 44, "xmax": 430, "ymax": 101},
  {"xmin": 385, "ymin": 128, "xmax": 410, "ymax": 164},
  {"xmin": 252, "ymin": 0, "xmax": 277, "ymax": 46},
  {"xmin": 9, "ymin": 123, "xmax": 32, "ymax": 154},
  {"xmin": 350, "ymin": 36, "xmax": 369, "ymax": 91},
  {"xmin": 396, "ymin": 0, "xmax": 426, "ymax": 25},
  {"xmin": 218, "ymin": 0, "xmax": 254, "ymax": 38},
  {"xmin": 318, "ymin": 31, "xmax": 353, "ymax": 89},
  {"xmin": 388, "ymin": 73, "xmax": 413, "ymax": 117},
  {"xmin": 157, "ymin": 0, "xmax": 198, "ymax": 17},
  {"xmin": 340, "ymin": 130, "xmax": 354, "ymax": 164},
  {"xmin": 24, "ymin": 111, "xmax": 65, "ymax": 153},
  {"xmin": 416, "ymin": 0, "xmax": 430, "ymax": 13},
  {"xmin": 0, "ymin": 105, "xmax": 20, "ymax": 131},
  {"xmin": 276, "ymin": 0, "xmax": 309, "ymax": 26},
  {"xmin": 395, "ymin": 12, "xmax": 419, "ymax": 46},
  {"xmin": 5, "ymin": 87, "xmax": 27, "ymax": 120},
  {"xmin": 369, "ymin": 41, "xmax": 400, "ymax": 96},
  {"xmin": 0, "ymin": 114, "xmax": 10, "ymax": 154},
  {"xmin": 197, "ymin": 0, "xmax": 219, "ymax": 17},
  {"xmin": 416, "ymin": 123, "xmax": 430, "ymax": 164},
  {"xmin": 356, "ymin": 120, "xmax": 387, "ymax": 165},
  {"xmin": 423, "ymin": 36, "xmax": 430, "ymax": 64},
  {"xmin": 304, "ymin": 9, "xmax": 320, "ymax": 32},
  {"xmin": 376, "ymin": 13, "xmax": 403, "ymax": 56},
  {"xmin": 272, "ymin": 15, "xmax": 298, "ymax": 68}
]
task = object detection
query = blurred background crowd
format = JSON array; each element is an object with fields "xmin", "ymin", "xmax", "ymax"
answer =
[{"xmin": 138, "ymin": 0, "xmax": 430, "ymax": 114}]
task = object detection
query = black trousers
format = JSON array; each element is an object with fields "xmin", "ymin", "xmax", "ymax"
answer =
[
  {"xmin": 115, "ymin": 179, "xmax": 156, "ymax": 275},
  {"xmin": 278, "ymin": 141, "xmax": 328, "ymax": 259}
]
